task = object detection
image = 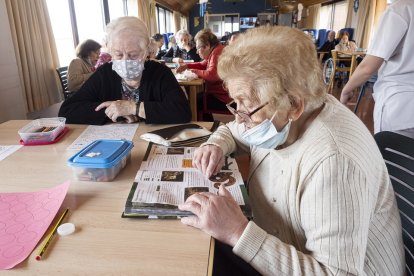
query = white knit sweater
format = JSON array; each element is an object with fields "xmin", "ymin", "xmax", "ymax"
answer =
[{"xmin": 206, "ymin": 95, "xmax": 405, "ymax": 275}]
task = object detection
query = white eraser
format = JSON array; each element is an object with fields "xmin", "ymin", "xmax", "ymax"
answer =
[{"xmin": 57, "ymin": 223, "xmax": 75, "ymax": 236}]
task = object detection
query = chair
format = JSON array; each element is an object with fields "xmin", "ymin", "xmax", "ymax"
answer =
[
  {"xmin": 317, "ymin": 29, "xmax": 329, "ymax": 49},
  {"xmin": 327, "ymin": 50, "xmax": 352, "ymax": 93},
  {"xmin": 162, "ymin": 34, "xmax": 169, "ymax": 49},
  {"xmin": 199, "ymin": 90, "xmax": 233, "ymax": 122},
  {"xmin": 55, "ymin": 66, "xmax": 73, "ymax": 100},
  {"xmin": 374, "ymin": 131, "xmax": 414, "ymax": 276}
]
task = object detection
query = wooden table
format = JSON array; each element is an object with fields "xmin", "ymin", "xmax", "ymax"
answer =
[
  {"xmin": 337, "ymin": 51, "xmax": 367, "ymax": 77},
  {"xmin": 0, "ymin": 120, "xmax": 213, "ymax": 275},
  {"xmin": 177, "ymin": 78, "xmax": 204, "ymax": 121}
]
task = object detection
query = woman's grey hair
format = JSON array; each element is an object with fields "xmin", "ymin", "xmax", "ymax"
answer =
[
  {"xmin": 175, "ymin": 29, "xmax": 192, "ymax": 41},
  {"xmin": 106, "ymin": 16, "xmax": 149, "ymax": 54},
  {"xmin": 218, "ymin": 26, "xmax": 326, "ymax": 113}
]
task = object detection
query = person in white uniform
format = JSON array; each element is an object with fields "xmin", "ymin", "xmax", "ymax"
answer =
[{"xmin": 340, "ymin": 0, "xmax": 414, "ymax": 133}]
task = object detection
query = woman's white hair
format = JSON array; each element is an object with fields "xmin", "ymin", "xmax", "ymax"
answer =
[
  {"xmin": 106, "ymin": 16, "xmax": 149, "ymax": 54},
  {"xmin": 175, "ymin": 29, "xmax": 192, "ymax": 41},
  {"xmin": 218, "ymin": 26, "xmax": 326, "ymax": 113}
]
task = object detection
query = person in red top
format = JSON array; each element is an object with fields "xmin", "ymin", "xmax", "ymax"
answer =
[{"xmin": 177, "ymin": 29, "xmax": 229, "ymax": 121}]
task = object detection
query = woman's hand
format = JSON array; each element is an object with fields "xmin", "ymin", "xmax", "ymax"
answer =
[
  {"xmin": 193, "ymin": 145, "xmax": 224, "ymax": 178},
  {"xmin": 340, "ymin": 89, "xmax": 354, "ymax": 104},
  {"xmin": 176, "ymin": 64, "xmax": 188, "ymax": 74},
  {"xmin": 179, "ymin": 184, "xmax": 248, "ymax": 247},
  {"xmin": 96, "ymin": 100, "xmax": 136, "ymax": 122}
]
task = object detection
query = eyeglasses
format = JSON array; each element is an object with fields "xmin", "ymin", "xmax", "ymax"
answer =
[
  {"xmin": 196, "ymin": 45, "xmax": 206, "ymax": 51},
  {"xmin": 226, "ymin": 100, "xmax": 269, "ymax": 126}
]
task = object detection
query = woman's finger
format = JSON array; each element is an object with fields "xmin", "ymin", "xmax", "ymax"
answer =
[{"xmin": 95, "ymin": 101, "xmax": 112, "ymax": 111}]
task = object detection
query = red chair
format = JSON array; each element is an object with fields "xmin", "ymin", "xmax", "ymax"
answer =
[{"xmin": 198, "ymin": 90, "xmax": 233, "ymax": 122}]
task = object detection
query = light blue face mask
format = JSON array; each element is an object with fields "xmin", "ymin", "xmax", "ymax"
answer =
[{"xmin": 241, "ymin": 117, "xmax": 292, "ymax": 149}]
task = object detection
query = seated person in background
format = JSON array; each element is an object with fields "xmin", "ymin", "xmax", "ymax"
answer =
[
  {"xmin": 67, "ymin": 39, "xmax": 101, "ymax": 92},
  {"xmin": 178, "ymin": 26, "xmax": 405, "ymax": 276},
  {"xmin": 227, "ymin": 31, "xmax": 240, "ymax": 45},
  {"xmin": 220, "ymin": 31, "xmax": 231, "ymax": 44},
  {"xmin": 147, "ymin": 37, "xmax": 160, "ymax": 60},
  {"xmin": 335, "ymin": 31, "xmax": 357, "ymax": 56},
  {"xmin": 176, "ymin": 28, "xmax": 229, "ymax": 121},
  {"xmin": 95, "ymin": 35, "xmax": 112, "ymax": 69},
  {"xmin": 162, "ymin": 29, "xmax": 201, "ymax": 63},
  {"xmin": 59, "ymin": 16, "xmax": 191, "ymax": 125},
  {"xmin": 168, "ymin": 34, "xmax": 176, "ymax": 49},
  {"xmin": 152, "ymin": 33, "xmax": 166, "ymax": 60},
  {"xmin": 334, "ymin": 31, "xmax": 358, "ymax": 70},
  {"xmin": 318, "ymin": 30, "xmax": 337, "ymax": 62}
]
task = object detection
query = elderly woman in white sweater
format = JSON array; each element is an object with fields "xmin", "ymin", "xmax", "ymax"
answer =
[{"xmin": 178, "ymin": 26, "xmax": 405, "ymax": 276}]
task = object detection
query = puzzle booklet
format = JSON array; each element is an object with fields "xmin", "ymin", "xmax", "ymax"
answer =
[{"xmin": 122, "ymin": 144, "xmax": 251, "ymax": 219}]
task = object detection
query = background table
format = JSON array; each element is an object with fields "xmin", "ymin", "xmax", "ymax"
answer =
[
  {"xmin": 178, "ymin": 78, "xmax": 204, "ymax": 121},
  {"xmin": 337, "ymin": 50, "xmax": 367, "ymax": 77},
  {"xmin": 0, "ymin": 120, "xmax": 213, "ymax": 275}
]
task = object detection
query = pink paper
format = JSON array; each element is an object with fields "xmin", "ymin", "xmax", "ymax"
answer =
[{"xmin": 0, "ymin": 181, "xmax": 70, "ymax": 269}]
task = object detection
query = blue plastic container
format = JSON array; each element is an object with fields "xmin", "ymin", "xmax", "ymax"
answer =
[{"xmin": 68, "ymin": 140, "xmax": 134, "ymax": 181}]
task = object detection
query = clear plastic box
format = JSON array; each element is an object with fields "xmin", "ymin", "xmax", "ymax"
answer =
[
  {"xmin": 67, "ymin": 140, "xmax": 134, "ymax": 182},
  {"xmin": 18, "ymin": 117, "xmax": 66, "ymax": 144}
]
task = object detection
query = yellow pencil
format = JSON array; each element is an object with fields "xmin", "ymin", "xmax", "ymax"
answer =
[{"xmin": 35, "ymin": 208, "xmax": 69, "ymax": 261}]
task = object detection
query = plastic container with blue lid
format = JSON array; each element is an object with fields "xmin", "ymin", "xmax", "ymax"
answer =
[{"xmin": 68, "ymin": 140, "xmax": 134, "ymax": 181}]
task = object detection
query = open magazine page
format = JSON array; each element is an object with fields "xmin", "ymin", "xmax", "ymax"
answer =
[
  {"xmin": 123, "ymin": 144, "xmax": 251, "ymax": 218},
  {"xmin": 139, "ymin": 145, "xmax": 239, "ymax": 171},
  {"xmin": 133, "ymin": 170, "xmax": 245, "ymax": 206}
]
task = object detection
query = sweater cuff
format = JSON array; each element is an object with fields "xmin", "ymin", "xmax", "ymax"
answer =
[{"xmin": 233, "ymin": 221, "xmax": 267, "ymax": 263}]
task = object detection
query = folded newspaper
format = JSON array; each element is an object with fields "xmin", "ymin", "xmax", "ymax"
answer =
[
  {"xmin": 140, "ymin": 123, "xmax": 215, "ymax": 147},
  {"xmin": 122, "ymin": 144, "xmax": 252, "ymax": 219}
]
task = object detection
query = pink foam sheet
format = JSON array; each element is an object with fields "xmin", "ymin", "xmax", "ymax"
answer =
[{"xmin": 0, "ymin": 181, "xmax": 70, "ymax": 269}]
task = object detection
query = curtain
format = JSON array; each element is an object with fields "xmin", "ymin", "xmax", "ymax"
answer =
[
  {"xmin": 345, "ymin": 0, "xmax": 354, "ymax": 27},
  {"xmin": 173, "ymin": 11, "xmax": 181, "ymax": 33},
  {"xmin": 305, "ymin": 4, "xmax": 321, "ymax": 29},
  {"xmin": 5, "ymin": 0, "xmax": 61, "ymax": 113},
  {"xmin": 353, "ymin": 0, "xmax": 387, "ymax": 48},
  {"xmin": 137, "ymin": 0, "xmax": 157, "ymax": 35},
  {"xmin": 181, "ymin": 16, "xmax": 188, "ymax": 31}
]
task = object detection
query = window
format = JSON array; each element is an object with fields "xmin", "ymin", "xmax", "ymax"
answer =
[
  {"xmin": 74, "ymin": 0, "xmax": 105, "ymax": 44},
  {"xmin": 156, "ymin": 5, "xmax": 173, "ymax": 34},
  {"xmin": 46, "ymin": 0, "xmax": 128, "ymax": 66},
  {"xmin": 240, "ymin": 17, "xmax": 257, "ymax": 29},
  {"xmin": 46, "ymin": 0, "xmax": 74, "ymax": 66},
  {"xmin": 224, "ymin": 15, "xmax": 239, "ymax": 34},
  {"xmin": 108, "ymin": 0, "xmax": 127, "ymax": 20},
  {"xmin": 318, "ymin": 0, "xmax": 348, "ymax": 33},
  {"xmin": 205, "ymin": 13, "xmax": 240, "ymax": 38}
]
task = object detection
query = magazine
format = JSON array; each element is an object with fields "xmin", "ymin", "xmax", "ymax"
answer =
[{"xmin": 122, "ymin": 144, "xmax": 251, "ymax": 219}]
